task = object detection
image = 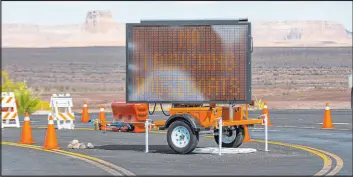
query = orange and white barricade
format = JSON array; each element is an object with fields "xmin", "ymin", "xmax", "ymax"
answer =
[
  {"xmin": 50, "ymin": 93, "xmax": 75, "ymax": 130},
  {"xmin": 1, "ymin": 92, "xmax": 20, "ymax": 128}
]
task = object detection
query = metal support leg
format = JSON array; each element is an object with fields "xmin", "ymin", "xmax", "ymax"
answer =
[
  {"xmin": 219, "ymin": 118, "xmax": 222, "ymax": 156},
  {"xmin": 259, "ymin": 114, "xmax": 269, "ymax": 152},
  {"xmin": 56, "ymin": 119, "xmax": 62, "ymax": 130},
  {"xmin": 229, "ymin": 103, "xmax": 233, "ymax": 121},
  {"xmin": 15, "ymin": 117, "xmax": 20, "ymax": 128},
  {"xmin": 245, "ymin": 104, "xmax": 249, "ymax": 120},
  {"xmin": 264, "ymin": 114, "xmax": 268, "ymax": 152},
  {"xmin": 216, "ymin": 117, "xmax": 223, "ymax": 156},
  {"xmin": 145, "ymin": 119, "xmax": 150, "ymax": 153}
]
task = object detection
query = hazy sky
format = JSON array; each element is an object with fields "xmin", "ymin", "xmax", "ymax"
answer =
[{"xmin": 2, "ymin": 1, "xmax": 352, "ymax": 30}]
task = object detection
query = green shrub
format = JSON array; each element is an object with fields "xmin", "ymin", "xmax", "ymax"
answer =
[
  {"xmin": 38, "ymin": 101, "xmax": 51, "ymax": 111},
  {"xmin": 15, "ymin": 89, "xmax": 41, "ymax": 115},
  {"xmin": 253, "ymin": 96, "xmax": 265, "ymax": 110},
  {"xmin": 2, "ymin": 70, "xmax": 41, "ymax": 115}
]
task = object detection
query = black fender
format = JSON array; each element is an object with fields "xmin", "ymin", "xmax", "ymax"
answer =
[{"xmin": 163, "ymin": 114, "xmax": 201, "ymax": 133}]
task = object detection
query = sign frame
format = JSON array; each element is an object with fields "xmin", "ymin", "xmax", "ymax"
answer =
[{"xmin": 126, "ymin": 20, "xmax": 253, "ymax": 104}]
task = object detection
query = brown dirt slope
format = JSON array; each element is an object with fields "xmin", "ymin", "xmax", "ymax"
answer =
[{"xmin": 1, "ymin": 47, "xmax": 351, "ymax": 110}]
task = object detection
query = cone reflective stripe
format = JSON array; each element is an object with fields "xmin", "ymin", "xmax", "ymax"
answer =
[
  {"xmin": 99, "ymin": 105, "xmax": 107, "ymax": 130},
  {"xmin": 48, "ymin": 116, "xmax": 54, "ymax": 124},
  {"xmin": 24, "ymin": 116, "xmax": 30, "ymax": 121},
  {"xmin": 19, "ymin": 112, "xmax": 35, "ymax": 144},
  {"xmin": 325, "ymin": 104, "xmax": 330, "ymax": 110},
  {"xmin": 81, "ymin": 101, "xmax": 90, "ymax": 123},
  {"xmin": 44, "ymin": 114, "xmax": 59, "ymax": 150},
  {"xmin": 262, "ymin": 102, "xmax": 273, "ymax": 126},
  {"xmin": 322, "ymin": 103, "xmax": 334, "ymax": 129}
]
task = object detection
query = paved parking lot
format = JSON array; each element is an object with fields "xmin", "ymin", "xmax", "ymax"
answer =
[{"xmin": 2, "ymin": 109, "xmax": 352, "ymax": 176}]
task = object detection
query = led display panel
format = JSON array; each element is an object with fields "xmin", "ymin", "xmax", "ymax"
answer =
[{"xmin": 126, "ymin": 20, "xmax": 252, "ymax": 103}]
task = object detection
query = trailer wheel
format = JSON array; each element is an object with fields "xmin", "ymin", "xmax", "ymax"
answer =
[
  {"xmin": 167, "ymin": 120, "xmax": 198, "ymax": 154},
  {"xmin": 214, "ymin": 126, "xmax": 244, "ymax": 148}
]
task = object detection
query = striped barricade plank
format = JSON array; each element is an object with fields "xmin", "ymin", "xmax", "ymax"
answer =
[
  {"xmin": 1, "ymin": 92, "xmax": 20, "ymax": 128},
  {"xmin": 2, "ymin": 112, "xmax": 18, "ymax": 120},
  {"xmin": 55, "ymin": 112, "xmax": 75, "ymax": 121}
]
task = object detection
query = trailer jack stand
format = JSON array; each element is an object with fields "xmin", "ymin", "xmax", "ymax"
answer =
[
  {"xmin": 258, "ymin": 114, "xmax": 269, "ymax": 152},
  {"xmin": 145, "ymin": 119, "xmax": 153, "ymax": 153},
  {"xmin": 216, "ymin": 117, "xmax": 223, "ymax": 156}
]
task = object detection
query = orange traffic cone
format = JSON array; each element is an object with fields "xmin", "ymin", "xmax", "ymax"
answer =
[
  {"xmin": 44, "ymin": 114, "xmax": 59, "ymax": 150},
  {"xmin": 321, "ymin": 103, "xmax": 334, "ymax": 129},
  {"xmin": 262, "ymin": 102, "xmax": 273, "ymax": 126},
  {"xmin": 99, "ymin": 105, "xmax": 107, "ymax": 130},
  {"xmin": 19, "ymin": 112, "xmax": 35, "ymax": 144},
  {"xmin": 243, "ymin": 126, "xmax": 252, "ymax": 142},
  {"xmin": 81, "ymin": 101, "xmax": 90, "ymax": 123}
]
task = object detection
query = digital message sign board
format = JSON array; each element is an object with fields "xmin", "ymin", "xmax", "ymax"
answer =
[{"xmin": 126, "ymin": 20, "xmax": 252, "ymax": 103}]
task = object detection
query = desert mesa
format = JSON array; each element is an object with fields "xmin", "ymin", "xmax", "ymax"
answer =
[{"xmin": 2, "ymin": 10, "xmax": 352, "ymax": 48}]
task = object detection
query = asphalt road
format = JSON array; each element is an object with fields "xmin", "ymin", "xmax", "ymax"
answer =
[
  {"xmin": 1, "ymin": 109, "xmax": 352, "ymax": 176},
  {"xmin": 1, "ymin": 145, "xmax": 111, "ymax": 175}
]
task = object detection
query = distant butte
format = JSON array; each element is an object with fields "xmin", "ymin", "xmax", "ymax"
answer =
[{"xmin": 1, "ymin": 10, "xmax": 352, "ymax": 48}]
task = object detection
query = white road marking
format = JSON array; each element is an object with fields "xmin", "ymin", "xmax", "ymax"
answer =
[
  {"xmin": 19, "ymin": 120, "xmax": 40, "ymax": 123},
  {"xmin": 275, "ymin": 125, "xmax": 352, "ymax": 131},
  {"xmin": 193, "ymin": 147, "xmax": 257, "ymax": 154},
  {"xmin": 316, "ymin": 123, "xmax": 350, "ymax": 125},
  {"xmin": 276, "ymin": 125, "xmax": 298, "ymax": 128},
  {"xmin": 277, "ymin": 125, "xmax": 328, "ymax": 129},
  {"xmin": 251, "ymin": 130, "xmax": 280, "ymax": 132}
]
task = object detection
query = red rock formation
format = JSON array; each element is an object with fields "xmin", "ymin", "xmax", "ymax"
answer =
[
  {"xmin": 252, "ymin": 20, "xmax": 352, "ymax": 46},
  {"xmin": 84, "ymin": 10, "xmax": 116, "ymax": 33}
]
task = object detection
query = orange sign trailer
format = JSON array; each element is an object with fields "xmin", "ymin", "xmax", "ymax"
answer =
[{"xmin": 112, "ymin": 19, "xmax": 265, "ymax": 154}]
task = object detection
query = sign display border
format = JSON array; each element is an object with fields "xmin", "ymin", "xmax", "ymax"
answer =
[{"xmin": 126, "ymin": 20, "xmax": 252, "ymax": 104}]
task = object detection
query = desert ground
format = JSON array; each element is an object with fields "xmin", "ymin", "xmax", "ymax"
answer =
[{"xmin": 2, "ymin": 46, "xmax": 351, "ymax": 111}]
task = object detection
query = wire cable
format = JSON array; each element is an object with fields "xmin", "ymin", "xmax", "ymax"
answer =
[
  {"xmin": 148, "ymin": 103, "xmax": 156, "ymax": 115},
  {"xmin": 160, "ymin": 103, "xmax": 170, "ymax": 116}
]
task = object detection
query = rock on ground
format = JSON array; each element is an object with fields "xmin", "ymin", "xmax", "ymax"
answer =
[{"xmin": 87, "ymin": 143, "xmax": 94, "ymax": 149}]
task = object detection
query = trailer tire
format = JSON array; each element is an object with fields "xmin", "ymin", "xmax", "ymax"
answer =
[
  {"xmin": 233, "ymin": 126, "xmax": 245, "ymax": 148},
  {"xmin": 214, "ymin": 126, "xmax": 244, "ymax": 148},
  {"xmin": 167, "ymin": 120, "xmax": 198, "ymax": 154}
]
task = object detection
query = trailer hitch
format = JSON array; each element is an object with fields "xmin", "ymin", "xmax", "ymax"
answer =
[{"xmin": 106, "ymin": 121, "xmax": 134, "ymax": 132}]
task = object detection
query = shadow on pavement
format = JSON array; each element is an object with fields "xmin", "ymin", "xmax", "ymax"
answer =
[{"xmin": 94, "ymin": 144, "xmax": 200, "ymax": 155}]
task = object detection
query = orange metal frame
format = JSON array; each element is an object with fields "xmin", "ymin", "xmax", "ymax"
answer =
[
  {"xmin": 111, "ymin": 102, "xmax": 262, "ymax": 132},
  {"xmin": 111, "ymin": 103, "xmax": 149, "ymax": 133},
  {"xmin": 168, "ymin": 105, "xmax": 262, "ymax": 128}
]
